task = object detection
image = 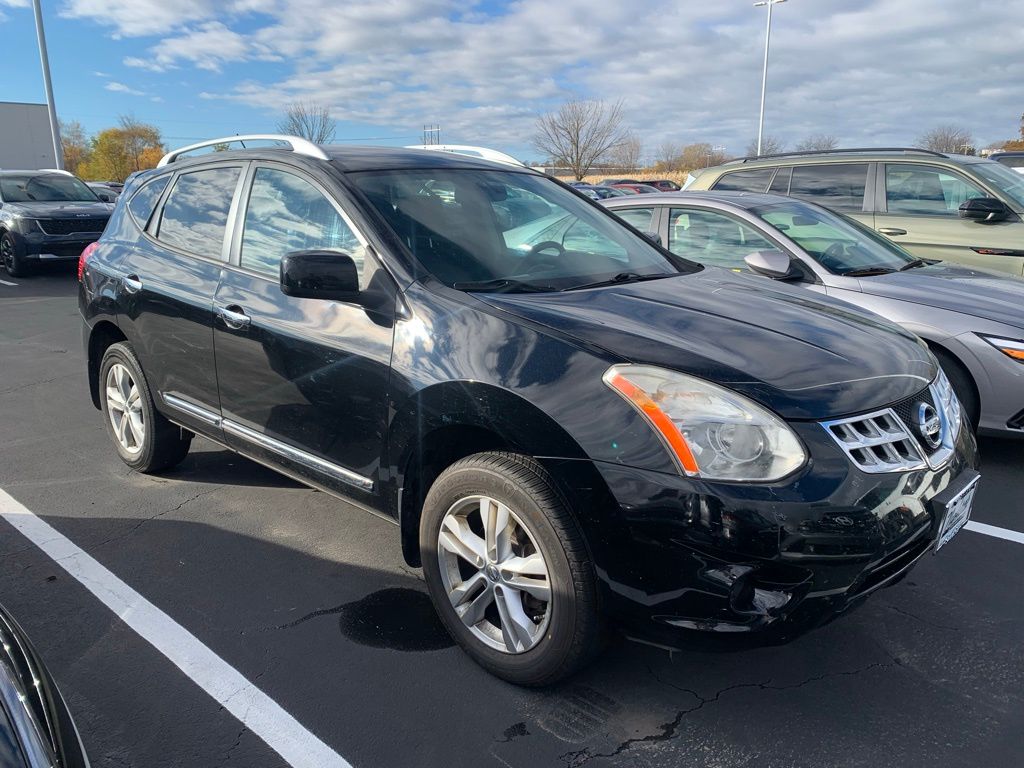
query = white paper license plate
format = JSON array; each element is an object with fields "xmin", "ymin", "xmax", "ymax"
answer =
[{"xmin": 935, "ymin": 475, "xmax": 979, "ymax": 552}]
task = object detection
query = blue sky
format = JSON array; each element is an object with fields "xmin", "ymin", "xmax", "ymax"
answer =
[{"xmin": 2, "ymin": 0, "xmax": 1022, "ymax": 162}]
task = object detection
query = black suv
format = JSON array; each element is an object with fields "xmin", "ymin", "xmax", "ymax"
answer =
[
  {"xmin": 0, "ymin": 170, "xmax": 113, "ymax": 277},
  {"xmin": 80, "ymin": 135, "xmax": 979, "ymax": 685}
]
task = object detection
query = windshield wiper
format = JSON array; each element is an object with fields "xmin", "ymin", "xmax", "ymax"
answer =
[
  {"xmin": 842, "ymin": 267, "xmax": 896, "ymax": 277},
  {"xmin": 562, "ymin": 272, "xmax": 674, "ymax": 292},
  {"xmin": 451, "ymin": 278, "xmax": 556, "ymax": 294},
  {"xmin": 898, "ymin": 258, "xmax": 927, "ymax": 271}
]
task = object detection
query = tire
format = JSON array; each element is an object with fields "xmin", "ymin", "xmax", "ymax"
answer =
[
  {"xmin": 99, "ymin": 342, "xmax": 192, "ymax": 472},
  {"xmin": 1, "ymin": 232, "xmax": 28, "ymax": 278},
  {"xmin": 932, "ymin": 347, "xmax": 980, "ymax": 431},
  {"xmin": 420, "ymin": 451, "xmax": 604, "ymax": 686}
]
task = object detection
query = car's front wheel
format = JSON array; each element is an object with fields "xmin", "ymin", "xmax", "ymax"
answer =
[
  {"xmin": 99, "ymin": 342, "xmax": 192, "ymax": 472},
  {"xmin": 420, "ymin": 452, "xmax": 603, "ymax": 686},
  {"xmin": 1, "ymin": 232, "xmax": 27, "ymax": 278}
]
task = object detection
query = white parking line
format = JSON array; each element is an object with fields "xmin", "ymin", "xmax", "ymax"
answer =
[
  {"xmin": 0, "ymin": 278, "xmax": 17, "ymax": 286},
  {"xmin": 966, "ymin": 520, "xmax": 1024, "ymax": 545},
  {"xmin": 0, "ymin": 488, "xmax": 353, "ymax": 768}
]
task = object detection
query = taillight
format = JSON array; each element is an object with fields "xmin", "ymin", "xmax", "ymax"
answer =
[{"xmin": 78, "ymin": 242, "xmax": 99, "ymax": 282}]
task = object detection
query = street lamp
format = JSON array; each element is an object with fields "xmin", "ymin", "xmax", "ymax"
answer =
[
  {"xmin": 32, "ymin": 0, "xmax": 63, "ymax": 169},
  {"xmin": 754, "ymin": 0, "xmax": 787, "ymax": 157}
]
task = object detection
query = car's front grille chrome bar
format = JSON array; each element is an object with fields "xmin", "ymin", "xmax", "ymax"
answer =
[{"xmin": 823, "ymin": 408, "xmax": 927, "ymax": 473}]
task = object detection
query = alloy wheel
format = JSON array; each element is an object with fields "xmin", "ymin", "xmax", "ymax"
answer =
[
  {"xmin": 437, "ymin": 495, "xmax": 552, "ymax": 654},
  {"xmin": 105, "ymin": 363, "xmax": 145, "ymax": 454},
  {"xmin": 1, "ymin": 236, "xmax": 13, "ymax": 273}
]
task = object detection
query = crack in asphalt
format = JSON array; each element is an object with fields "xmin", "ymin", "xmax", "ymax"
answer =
[
  {"xmin": 276, "ymin": 602, "xmax": 348, "ymax": 630},
  {"xmin": 886, "ymin": 603, "xmax": 962, "ymax": 631},
  {"xmin": 559, "ymin": 660, "xmax": 897, "ymax": 766},
  {"xmin": 0, "ymin": 373, "xmax": 77, "ymax": 396},
  {"xmin": 216, "ymin": 724, "xmax": 248, "ymax": 767},
  {"xmin": 89, "ymin": 488, "xmax": 221, "ymax": 551}
]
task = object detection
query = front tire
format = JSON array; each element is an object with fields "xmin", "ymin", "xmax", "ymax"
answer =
[
  {"xmin": 1, "ymin": 232, "xmax": 28, "ymax": 278},
  {"xmin": 420, "ymin": 452, "xmax": 603, "ymax": 686},
  {"xmin": 99, "ymin": 343, "xmax": 192, "ymax": 472}
]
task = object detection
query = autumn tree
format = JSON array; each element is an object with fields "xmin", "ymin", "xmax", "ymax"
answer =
[
  {"xmin": 276, "ymin": 102, "xmax": 337, "ymax": 143},
  {"xmin": 77, "ymin": 116, "xmax": 164, "ymax": 182},
  {"xmin": 918, "ymin": 125, "xmax": 974, "ymax": 154},
  {"xmin": 795, "ymin": 133, "xmax": 839, "ymax": 151},
  {"xmin": 59, "ymin": 119, "xmax": 91, "ymax": 175},
  {"xmin": 746, "ymin": 136, "xmax": 785, "ymax": 156},
  {"xmin": 533, "ymin": 99, "xmax": 628, "ymax": 180}
]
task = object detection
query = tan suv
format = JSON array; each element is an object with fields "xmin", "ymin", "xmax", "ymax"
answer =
[{"xmin": 686, "ymin": 148, "xmax": 1024, "ymax": 275}]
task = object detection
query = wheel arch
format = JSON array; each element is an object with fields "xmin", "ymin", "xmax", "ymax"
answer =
[
  {"xmin": 87, "ymin": 321, "xmax": 128, "ymax": 409},
  {"xmin": 923, "ymin": 337, "xmax": 981, "ymax": 425}
]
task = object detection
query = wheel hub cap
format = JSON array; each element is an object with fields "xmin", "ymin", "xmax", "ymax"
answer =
[
  {"xmin": 437, "ymin": 495, "xmax": 552, "ymax": 654},
  {"xmin": 105, "ymin": 363, "xmax": 145, "ymax": 455}
]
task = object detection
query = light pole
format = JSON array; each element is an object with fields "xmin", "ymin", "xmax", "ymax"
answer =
[
  {"xmin": 754, "ymin": 0, "xmax": 786, "ymax": 157},
  {"xmin": 32, "ymin": 0, "xmax": 64, "ymax": 169}
]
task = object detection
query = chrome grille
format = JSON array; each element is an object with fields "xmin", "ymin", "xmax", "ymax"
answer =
[{"xmin": 822, "ymin": 408, "xmax": 926, "ymax": 473}]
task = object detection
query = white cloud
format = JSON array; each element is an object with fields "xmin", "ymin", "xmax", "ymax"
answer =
[
  {"xmin": 60, "ymin": 0, "xmax": 216, "ymax": 36},
  {"xmin": 123, "ymin": 56, "xmax": 168, "ymax": 72},
  {"xmin": 105, "ymin": 81, "xmax": 146, "ymax": 96},
  {"xmin": 92, "ymin": 70, "xmax": 110, "ymax": 77}
]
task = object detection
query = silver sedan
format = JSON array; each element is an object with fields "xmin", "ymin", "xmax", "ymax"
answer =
[{"xmin": 601, "ymin": 191, "xmax": 1024, "ymax": 438}]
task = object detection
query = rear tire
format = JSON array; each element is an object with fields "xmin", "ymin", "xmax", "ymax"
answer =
[
  {"xmin": 420, "ymin": 452, "xmax": 604, "ymax": 686},
  {"xmin": 1, "ymin": 232, "xmax": 28, "ymax": 278},
  {"xmin": 99, "ymin": 343, "xmax": 192, "ymax": 473},
  {"xmin": 932, "ymin": 347, "xmax": 980, "ymax": 431}
]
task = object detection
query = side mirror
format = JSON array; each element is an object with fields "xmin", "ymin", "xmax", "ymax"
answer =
[
  {"xmin": 280, "ymin": 250, "xmax": 360, "ymax": 301},
  {"xmin": 744, "ymin": 249, "xmax": 799, "ymax": 279},
  {"xmin": 641, "ymin": 230, "xmax": 662, "ymax": 246},
  {"xmin": 959, "ymin": 197, "xmax": 1011, "ymax": 223}
]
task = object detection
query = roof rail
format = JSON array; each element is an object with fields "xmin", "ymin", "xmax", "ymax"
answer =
[
  {"xmin": 39, "ymin": 168, "xmax": 74, "ymax": 175},
  {"xmin": 157, "ymin": 134, "xmax": 330, "ymax": 168},
  {"xmin": 404, "ymin": 144, "xmax": 525, "ymax": 167},
  {"xmin": 729, "ymin": 147, "xmax": 947, "ymax": 164}
]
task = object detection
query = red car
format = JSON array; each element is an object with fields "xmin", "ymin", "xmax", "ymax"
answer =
[{"xmin": 610, "ymin": 183, "xmax": 662, "ymax": 194}]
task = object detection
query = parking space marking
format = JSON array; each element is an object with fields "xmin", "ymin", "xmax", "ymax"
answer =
[
  {"xmin": 0, "ymin": 278, "xmax": 17, "ymax": 286},
  {"xmin": 0, "ymin": 488, "xmax": 353, "ymax": 768},
  {"xmin": 966, "ymin": 520, "xmax": 1024, "ymax": 545}
]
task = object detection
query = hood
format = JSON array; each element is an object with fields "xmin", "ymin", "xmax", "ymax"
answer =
[
  {"xmin": 5, "ymin": 201, "xmax": 113, "ymax": 217},
  {"xmin": 479, "ymin": 268, "xmax": 935, "ymax": 420},
  {"xmin": 857, "ymin": 262, "xmax": 1024, "ymax": 327}
]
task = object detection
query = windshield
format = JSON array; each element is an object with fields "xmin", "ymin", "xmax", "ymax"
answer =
[
  {"xmin": 970, "ymin": 160, "xmax": 1024, "ymax": 210},
  {"xmin": 350, "ymin": 169, "xmax": 688, "ymax": 291},
  {"xmin": 0, "ymin": 173, "xmax": 100, "ymax": 203},
  {"xmin": 753, "ymin": 200, "xmax": 916, "ymax": 275}
]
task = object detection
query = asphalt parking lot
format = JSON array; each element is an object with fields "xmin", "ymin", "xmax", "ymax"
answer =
[{"xmin": 1, "ymin": 266, "xmax": 1022, "ymax": 768}]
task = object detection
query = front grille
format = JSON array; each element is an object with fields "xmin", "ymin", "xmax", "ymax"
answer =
[
  {"xmin": 37, "ymin": 217, "xmax": 107, "ymax": 235},
  {"xmin": 822, "ymin": 408, "xmax": 926, "ymax": 473}
]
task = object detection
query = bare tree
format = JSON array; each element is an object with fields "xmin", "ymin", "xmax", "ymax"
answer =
[
  {"xmin": 276, "ymin": 101, "xmax": 337, "ymax": 144},
  {"xmin": 654, "ymin": 140, "xmax": 684, "ymax": 172},
  {"xmin": 532, "ymin": 99, "xmax": 628, "ymax": 180},
  {"xmin": 795, "ymin": 133, "xmax": 839, "ymax": 151},
  {"xmin": 918, "ymin": 125, "xmax": 974, "ymax": 154},
  {"xmin": 679, "ymin": 143, "xmax": 729, "ymax": 170},
  {"xmin": 746, "ymin": 136, "xmax": 785, "ymax": 157},
  {"xmin": 59, "ymin": 119, "xmax": 90, "ymax": 175},
  {"xmin": 607, "ymin": 132, "xmax": 643, "ymax": 173}
]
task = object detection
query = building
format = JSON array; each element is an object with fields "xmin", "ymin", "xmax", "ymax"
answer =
[{"xmin": 0, "ymin": 102, "xmax": 58, "ymax": 170}]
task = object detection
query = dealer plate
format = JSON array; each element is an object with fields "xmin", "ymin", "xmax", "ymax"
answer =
[{"xmin": 935, "ymin": 474, "xmax": 979, "ymax": 552}]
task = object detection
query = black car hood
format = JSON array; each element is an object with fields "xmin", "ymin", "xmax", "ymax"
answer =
[
  {"xmin": 5, "ymin": 200, "xmax": 112, "ymax": 217},
  {"xmin": 860, "ymin": 262, "xmax": 1024, "ymax": 327},
  {"xmin": 479, "ymin": 268, "xmax": 935, "ymax": 420}
]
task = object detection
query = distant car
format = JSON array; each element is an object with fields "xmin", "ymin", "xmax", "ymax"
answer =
[
  {"xmin": 644, "ymin": 179, "xmax": 682, "ymax": 192},
  {"xmin": 0, "ymin": 602, "xmax": 90, "ymax": 767},
  {"xmin": 988, "ymin": 151, "xmax": 1024, "ymax": 174},
  {"xmin": 0, "ymin": 170, "xmax": 113, "ymax": 277},
  {"xmin": 571, "ymin": 184, "xmax": 629, "ymax": 200},
  {"xmin": 686, "ymin": 147, "xmax": 1024, "ymax": 275},
  {"xmin": 598, "ymin": 178, "xmax": 641, "ymax": 186},
  {"xmin": 603, "ymin": 189, "xmax": 1024, "ymax": 438},
  {"xmin": 87, "ymin": 182, "xmax": 123, "ymax": 203},
  {"xmin": 610, "ymin": 183, "xmax": 661, "ymax": 194}
]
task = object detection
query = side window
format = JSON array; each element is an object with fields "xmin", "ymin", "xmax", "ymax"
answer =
[
  {"xmin": 240, "ymin": 167, "xmax": 363, "ymax": 278},
  {"xmin": 788, "ymin": 164, "xmax": 867, "ymax": 211},
  {"xmin": 127, "ymin": 175, "xmax": 170, "ymax": 228},
  {"xmin": 667, "ymin": 208, "xmax": 777, "ymax": 270},
  {"xmin": 711, "ymin": 167, "xmax": 775, "ymax": 192},
  {"xmin": 769, "ymin": 167, "xmax": 791, "ymax": 194},
  {"xmin": 157, "ymin": 167, "xmax": 241, "ymax": 259},
  {"xmin": 615, "ymin": 207, "xmax": 654, "ymax": 231},
  {"xmin": 885, "ymin": 163, "xmax": 986, "ymax": 216}
]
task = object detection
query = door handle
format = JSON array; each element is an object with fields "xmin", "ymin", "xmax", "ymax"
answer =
[
  {"xmin": 218, "ymin": 305, "xmax": 251, "ymax": 329},
  {"xmin": 122, "ymin": 274, "xmax": 143, "ymax": 293},
  {"xmin": 877, "ymin": 228, "xmax": 907, "ymax": 236}
]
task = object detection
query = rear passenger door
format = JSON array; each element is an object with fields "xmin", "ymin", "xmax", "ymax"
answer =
[
  {"xmin": 783, "ymin": 163, "xmax": 872, "ymax": 227},
  {"xmin": 119, "ymin": 163, "xmax": 243, "ymax": 436},
  {"xmin": 212, "ymin": 162, "xmax": 396, "ymax": 501},
  {"xmin": 873, "ymin": 162, "xmax": 1024, "ymax": 274}
]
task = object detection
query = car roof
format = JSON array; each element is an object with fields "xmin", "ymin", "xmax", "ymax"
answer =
[
  {"xmin": 600, "ymin": 190, "xmax": 793, "ymax": 208},
  {"xmin": 709, "ymin": 148, "xmax": 996, "ymax": 170},
  {"xmin": 0, "ymin": 169, "xmax": 70, "ymax": 176}
]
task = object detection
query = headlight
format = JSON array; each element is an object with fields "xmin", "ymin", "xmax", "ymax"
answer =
[
  {"xmin": 979, "ymin": 334, "xmax": 1024, "ymax": 363},
  {"xmin": 10, "ymin": 216, "xmax": 40, "ymax": 233},
  {"xmin": 932, "ymin": 366, "xmax": 962, "ymax": 435},
  {"xmin": 603, "ymin": 364, "xmax": 806, "ymax": 482}
]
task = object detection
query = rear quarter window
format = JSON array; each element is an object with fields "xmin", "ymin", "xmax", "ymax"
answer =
[{"xmin": 711, "ymin": 167, "xmax": 775, "ymax": 192}]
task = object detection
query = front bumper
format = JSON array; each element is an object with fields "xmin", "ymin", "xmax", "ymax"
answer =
[
  {"xmin": 10, "ymin": 228, "xmax": 101, "ymax": 261},
  {"xmin": 574, "ymin": 416, "xmax": 979, "ymax": 646}
]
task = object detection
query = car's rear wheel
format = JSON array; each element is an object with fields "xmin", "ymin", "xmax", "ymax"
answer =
[
  {"xmin": 420, "ymin": 452, "xmax": 603, "ymax": 686},
  {"xmin": 1, "ymin": 232, "xmax": 27, "ymax": 278},
  {"xmin": 99, "ymin": 342, "xmax": 191, "ymax": 472}
]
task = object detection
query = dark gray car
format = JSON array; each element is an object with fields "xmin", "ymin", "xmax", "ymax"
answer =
[{"xmin": 602, "ymin": 191, "xmax": 1024, "ymax": 438}]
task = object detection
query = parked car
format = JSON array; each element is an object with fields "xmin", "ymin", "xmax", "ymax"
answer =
[
  {"xmin": 571, "ymin": 184, "xmax": 629, "ymax": 200},
  {"xmin": 86, "ymin": 182, "xmax": 123, "ymax": 203},
  {"xmin": 610, "ymin": 183, "xmax": 661, "ymax": 194},
  {"xmin": 988, "ymin": 151, "xmax": 1024, "ymax": 174},
  {"xmin": 81, "ymin": 134, "xmax": 977, "ymax": 685},
  {"xmin": 603, "ymin": 190, "xmax": 1024, "ymax": 438},
  {"xmin": 0, "ymin": 170, "xmax": 113, "ymax": 277},
  {"xmin": 686, "ymin": 148, "xmax": 1024, "ymax": 275},
  {"xmin": 643, "ymin": 179, "xmax": 682, "ymax": 192},
  {"xmin": 598, "ymin": 177, "xmax": 641, "ymax": 185},
  {"xmin": 0, "ymin": 602, "xmax": 91, "ymax": 767}
]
